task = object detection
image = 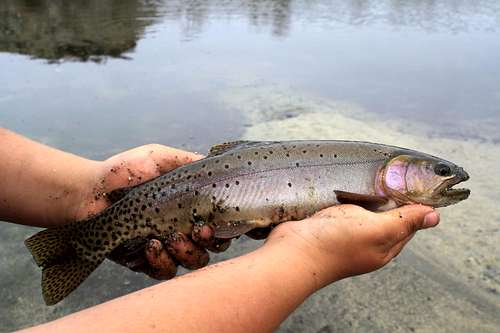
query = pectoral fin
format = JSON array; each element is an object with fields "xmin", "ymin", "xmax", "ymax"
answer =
[{"xmin": 334, "ymin": 190, "xmax": 389, "ymax": 211}]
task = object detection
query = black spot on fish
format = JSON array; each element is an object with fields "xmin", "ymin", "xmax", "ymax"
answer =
[
  {"xmin": 286, "ymin": 153, "xmax": 290, "ymax": 157},
  {"xmin": 248, "ymin": 161, "xmax": 252, "ymax": 166},
  {"xmin": 235, "ymin": 206, "xmax": 240, "ymax": 212},
  {"xmin": 334, "ymin": 154, "xmax": 338, "ymax": 158},
  {"xmin": 303, "ymin": 150, "xmax": 307, "ymax": 153},
  {"xmin": 235, "ymin": 181, "xmax": 240, "ymax": 185},
  {"xmin": 212, "ymin": 183, "xmax": 217, "ymax": 188},
  {"xmin": 269, "ymin": 151, "xmax": 273, "ymax": 154},
  {"xmin": 141, "ymin": 205, "xmax": 147, "ymax": 211},
  {"xmin": 208, "ymin": 171, "xmax": 213, "ymax": 176},
  {"xmin": 288, "ymin": 182, "xmax": 292, "ymax": 187},
  {"xmin": 215, "ymin": 160, "xmax": 220, "ymax": 164},
  {"xmin": 263, "ymin": 156, "xmax": 268, "ymax": 159},
  {"xmin": 237, "ymin": 155, "xmax": 241, "ymax": 159},
  {"xmin": 296, "ymin": 162, "xmax": 300, "ymax": 167},
  {"xmin": 225, "ymin": 184, "xmax": 230, "ymax": 188},
  {"xmin": 225, "ymin": 164, "xmax": 229, "ymax": 169},
  {"xmin": 155, "ymin": 207, "xmax": 160, "ymax": 213},
  {"xmin": 173, "ymin": 217, "xmax": 178, "ymax": 222},
  {"xmin": 320, "ymin": 154, "xmax": 323, "ymax": 158},
  {"xmin": 178, "ymin": 203, "xmax": 182, "ymax": 209},
  {"xmin": 193, "ymin": 208, "xmax": 197, "ymax": 214},
  {"xmin": 254, "ymin": 151, "xmax": 259, "ymax": 155},
  {"xmin": 194, "ymin": 190, "xmax": 200, "ymax": 196}
]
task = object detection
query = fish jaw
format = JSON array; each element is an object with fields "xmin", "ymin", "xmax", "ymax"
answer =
[{"xmin": 432, "ymin": 167, "xmax": 471, "ymax": 207}]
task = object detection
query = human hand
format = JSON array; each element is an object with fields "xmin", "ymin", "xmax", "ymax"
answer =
[
  {"xmin": 69, "ymin": 144, "xmax": 230, "ymax": 280},
  {"xmin": 264, "ymin": 204, "xmax": 440, "ymax": 289}
]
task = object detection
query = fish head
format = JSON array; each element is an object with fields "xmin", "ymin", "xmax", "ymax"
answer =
[{"xmin": 378, "ymin": 154, "xmax": 470, "ymax": 207}]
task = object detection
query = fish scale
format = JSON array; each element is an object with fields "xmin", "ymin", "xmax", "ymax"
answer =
[{"xmin": 24, "ymin": 140, "xmax": 470, "ymax": 305}]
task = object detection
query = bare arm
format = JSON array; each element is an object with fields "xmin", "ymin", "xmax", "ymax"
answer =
[
  {"xmin": 0, "ymin": 128, "xmax": 201, "ymax": 227},
  {"xmin": 0, "ymin": 128, "xmax": 98, "ymax": 227},
  {"xmin": 21, "ymin": 205, "xmax": 439, "ymax": 333}
]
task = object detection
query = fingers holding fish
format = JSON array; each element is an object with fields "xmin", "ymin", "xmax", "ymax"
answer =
[
  {"xmin": 378, "ymin": 205, "xmax": 439, "ymax": 243},
  {"xmin": 144, "ymin": 239, "xmax": 178, "ymax": 280},
  {"xmin": 106, "ymin": 237, "xmax": 177, "ymax": 280},
  {"xmin": 191, "ymin": 223, "xmax": 232, "ymax": 253},
  {"xmin": 167, "ymin": 232, "xmax": 210, "ymax": 270}
]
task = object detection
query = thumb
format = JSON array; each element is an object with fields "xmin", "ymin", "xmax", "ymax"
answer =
[{"xmin": 378, "ymin": 205, "xmax": 440, "ymax": 242}]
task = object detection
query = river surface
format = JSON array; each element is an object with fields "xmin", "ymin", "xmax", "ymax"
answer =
[{"xmin": 0, "ymin": 1, "xmax": 499, "ymax": 332}]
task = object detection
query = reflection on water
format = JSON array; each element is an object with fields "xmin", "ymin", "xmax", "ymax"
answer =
[
  {"xmin": 0, "ymin": 0, "xmax": 162, "ymax": 62},
  {"xmin": 0, "ymin": 0, "xmax": 499, "ymax": 332},
  {"xmin": 1, "ymin": 0, "xmax": 499, "ymax": 62}
]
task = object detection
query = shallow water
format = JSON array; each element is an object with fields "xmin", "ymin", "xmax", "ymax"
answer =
[{"xmin": 0, "ymin": 1, "xmax": 499, "ymax": 332}]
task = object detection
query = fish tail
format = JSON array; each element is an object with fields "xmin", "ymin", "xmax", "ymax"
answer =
[{"xmin": 25, "ymin": 220, "xmax": 105, "ymax": 305}]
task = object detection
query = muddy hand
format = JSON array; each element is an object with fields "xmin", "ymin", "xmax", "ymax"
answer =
[
  {"xmin": 192, "ymin": 223, "xmax": 232, "ymax": 252},
  {"xmin": 107, "ymin": 236, "xmax": 208, "ymax": 280},
  {"xmin": 108, "ymin": 228, "xmax": 228, "ymax": 280},
  {"xmin": 78, "ymin": 144, "xmax": 214, "ymax": 278}
]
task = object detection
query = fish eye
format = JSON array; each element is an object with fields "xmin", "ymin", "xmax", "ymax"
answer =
[{"xmin": 434, "ymin": 163, "xmax": 452, "ymax": 177}]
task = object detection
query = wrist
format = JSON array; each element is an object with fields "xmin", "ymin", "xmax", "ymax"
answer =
[
  {"xmin": 262, "ymin": 224, "xmax": 339, "ymax": 292},
  {"xmin": 61, "ymin": 159, "xmax": 104, "ymax": 223}
]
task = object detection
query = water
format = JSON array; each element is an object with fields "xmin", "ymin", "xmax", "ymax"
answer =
[{"xmin": 1, "ymin": 1, "xmax": 499, "ymax": 332}]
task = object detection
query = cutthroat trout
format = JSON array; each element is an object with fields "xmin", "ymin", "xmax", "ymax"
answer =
[{"xmin": 25, "ymin": 140, "xmax": 470, "ymax": 304}]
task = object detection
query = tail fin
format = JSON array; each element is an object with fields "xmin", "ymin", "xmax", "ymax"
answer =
[
  {"xmin": 25, "ymin": 225, "xmax": 103, "ymax": 305},
  {"xmin": 41, "ymin": 258, "xmax": 100, "ymax": 305}
]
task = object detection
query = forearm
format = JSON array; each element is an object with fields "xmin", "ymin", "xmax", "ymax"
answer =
[
  {"xmin": 0, "ymin": 128, "xmax": 99, "ymax": 227},
  {"xmin": 23, "ymin": 242, "xmax": 320, "ymax": 333}
]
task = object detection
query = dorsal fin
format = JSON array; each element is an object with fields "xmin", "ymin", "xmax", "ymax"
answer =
[{"xmin": 208, "ymin": 141, "xmax": 254, "ymax": 156}]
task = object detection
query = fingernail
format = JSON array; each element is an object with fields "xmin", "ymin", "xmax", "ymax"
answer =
[{"xmin": 423, "ymin": 211, "xmax": 440, "ymax": 228}]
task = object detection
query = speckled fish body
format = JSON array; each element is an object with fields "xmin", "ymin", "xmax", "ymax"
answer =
[
  {"xmin": 138, "ymin": 140, "xmax": 404, "ymax": 238},
  {"xmin": 25, "ymin": 140, "xmax": 470, "ymax": 305}
]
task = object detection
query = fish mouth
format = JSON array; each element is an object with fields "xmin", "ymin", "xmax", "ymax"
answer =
[{"xmin": 437, "ymin": 168, "xmax": 470, "ymax": 200}]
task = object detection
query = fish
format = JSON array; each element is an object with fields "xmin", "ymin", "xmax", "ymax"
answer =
[{"xmin": 25, "ymin": 140, "xmax": 470, "ymax": 305}]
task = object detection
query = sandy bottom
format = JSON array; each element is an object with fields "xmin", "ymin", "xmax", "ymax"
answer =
[
  {"xmin": 219, "ymin": 86, "xmax": 500, "ymax": 332},
  {"xmin": 0, "ymin": 86, "xmax": 498, "ymax": 332}
]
